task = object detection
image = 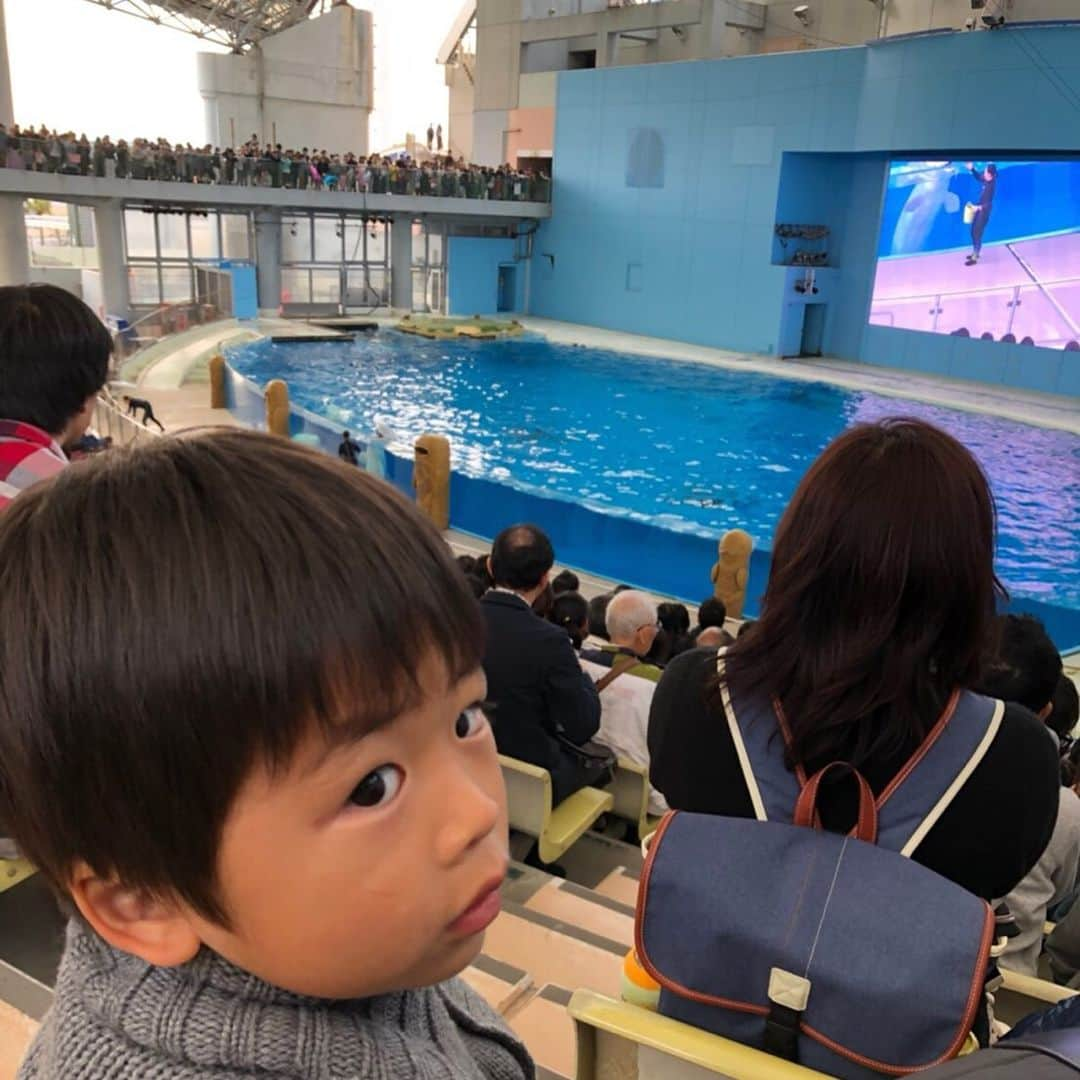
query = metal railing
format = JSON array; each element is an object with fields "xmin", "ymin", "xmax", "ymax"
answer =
[
  {"xmin": 92, "ymin": 390, "xmax": 160, "ymax": 448},
  {"xmin": 1, "ymin": 136, "xmax": 552, "ymax": 203},
  {"xmin": 869, "ymin": 274, "xmax": 1080, "ymax": 341}
]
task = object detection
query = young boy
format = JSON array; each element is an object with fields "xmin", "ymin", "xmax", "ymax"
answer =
[{"xmin": 0, "ymin": 430, "xmax": 533, "ymax": 1079}]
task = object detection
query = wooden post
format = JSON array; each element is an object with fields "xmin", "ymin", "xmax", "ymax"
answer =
[
  {"xmin": 710, "ymin": 529, "xmax": 753, "ymax": 620},
  {"xmin": 208, "ymin": 353, "xmax": 227, "ymax": 409},
  {"xmin": 265, "ymin": 379, "xmax": 291, "ymax": 438},
  {"xmin": 413, "ymin": 434, "xmax": 450, "ymax": 530}
]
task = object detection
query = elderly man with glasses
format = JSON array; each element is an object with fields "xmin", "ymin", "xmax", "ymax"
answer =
[{"xmin": 580, "ymin": 590, "xmax": 669, "ymax": 818}]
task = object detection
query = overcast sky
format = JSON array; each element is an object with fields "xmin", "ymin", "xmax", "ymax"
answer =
[{"xmin": 5, "ymin": 0, "xmax": 451, "ymax": 150}]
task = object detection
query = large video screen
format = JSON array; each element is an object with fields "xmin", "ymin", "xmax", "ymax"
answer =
[{"xmin": 869, "ymin": 160, "xmax": 1080, "ymax": 350}]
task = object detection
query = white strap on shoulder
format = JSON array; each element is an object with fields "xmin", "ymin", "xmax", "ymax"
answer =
[
  {"xmin": 899, "ymin": 697, "xmax": 1004, "ymax": 857},
  {"xmin": 717, "ymin": 650, "xmax": 767, "ymax": 821}
]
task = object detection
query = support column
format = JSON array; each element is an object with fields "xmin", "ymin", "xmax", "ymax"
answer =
[
  {"xmin": 391, "ymin": 214, "xmax": 413, "ymax": 313},
  {"xmin": 0, "ymin": 194, "xmax": 29, "ymax": 286},
  {"xmin": 254, "ymin": 208, "xmax": 282, "ymax": 313},
  {"xmin": 94, "ymin": 200, "xmax": 130, "ymax": 323},
  {"xmin": 0, "ymin": 1, "xmax": 28, "ymax": 287}
]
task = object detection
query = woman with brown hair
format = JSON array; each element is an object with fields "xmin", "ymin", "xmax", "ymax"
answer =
[{"xmin": 647, "ymin": 418, "xmax": 1058, "ymax": 900}]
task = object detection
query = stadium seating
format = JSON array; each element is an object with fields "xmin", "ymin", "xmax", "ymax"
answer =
[
  {"xmin": 568, "ymin": 990, "xmax": 832, "ymax": 1079},
  {"xmin": 995, "ymin": 967, "xmax": 1078, "ymax": 1027},
  {"xmin": 499, "ymin": 755, "xmax": 613, "ymax": 865},
  {"xmin": 606, "ymin": 758, "xmax": 662, "ymax": 843}
]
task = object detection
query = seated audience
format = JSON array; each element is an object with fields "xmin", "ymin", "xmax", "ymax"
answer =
[
  {"xmin": 0, "ymin": 432, "xmax": 532, "ymax": 1078},
  {"xmin": 973, "ymin": 616, "xmax": 1077, "ymax": 976},
  {"xmin": 580, "ymin": 591, "xmax": 669, "ymax": 815},
  {"xmin": 0, "ymin": 284, "xmax": 111, "ymax": 512},
  {"xmin": 979, "ymin": 614, "xmax": 1063, "ymax": 737},
  {"xmin": 587, "ymin": 593, "xmax": 612, "ymax": 641},
  {"xmin": 648, "ymin": 419, "xmax": 1058, "ymax": 904},
  {"xmin": 551, "ymin": 569, "xmax": 580, "ymax": 595},
  {"xmin": 1051, "ymin": 674, "xmax": 1079, "ymax": 754},
  {"xmin": 550, "ymin": 591, "xmax": 589, "ymax": 650},
  {"xmin": 652, "ymin": 601, "xmax": 692, "ymax": 663},
  {"xmin": 690, "ymin": 596, "xmax": 732, "ymax": 646},
  {"xmin": 479, "ymin": 524, "xmax": 602, "ymax": 808}
]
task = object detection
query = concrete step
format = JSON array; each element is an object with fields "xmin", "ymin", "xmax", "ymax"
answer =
[
  {"xmin": 524, "ymin": 880, "xmax": 634, "ymax": 949},
  {"xmin": 460, "ymin": 954, "xmax": 533, "ymax": 1015},
  {"xmin": 505, "ymin": 985, "xmax": 575, "ymax": 1080},
  {"xmin": 482, "ymin": 904, "xmax": 624, "ymax": 1001},
  {"xmin": 593, "ymin": 866, "xmax": 641, "ymax": 908}
]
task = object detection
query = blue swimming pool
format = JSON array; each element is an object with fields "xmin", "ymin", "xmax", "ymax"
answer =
[{"xmin": 230, "ymin": 331, "xmax": 1080, "ymax": 627}]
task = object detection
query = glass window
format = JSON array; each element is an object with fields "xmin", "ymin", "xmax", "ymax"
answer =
[
  {"xmin": 412, "ymin": 220, "xmax": 426, "ymax": 267},
  {"xmin": 157, "ymin": 214, "xmax": 189, "ymax": 259},
  {"xmin": 189, "ymin": 212, "xmax": 219, "ymax": 259},
  {"xmin": 221, "ymin": 214, "xmax": 251, "ymax": 260},
  {"xmin": 366, "ymin": 220, "xmax": 387, "ymax": 264},
  {"xmin": 428, "ymin": 224, "xmax": 444, "ymax": 269},
  {"xmin": 124, "ymin": 209, "xmax": 156, "ymax": 258},
  {"xmin": 282, "ymin": 268, "xmax": 311, "ymax": 305},
  {"xmin": 129, "ymin": 265, "xmax": 159, "ymax": 306},
  {"xmin": 313, "ymin": 216, "xmax": 343, "ymax": 263},
  {"xmin": 342, "ymin": 219, "xmax": 366, "ymax": 263},
  {"xmin": 282, "ymin": 216, "xmax": 312, "ymax": 262},
  {"xmin": 161, "ymin": 265, "xmax": 193, "ymax": 303},
  {"xmin": 310, "ymin": 269, "xmax": 341, "ymax": 304}
]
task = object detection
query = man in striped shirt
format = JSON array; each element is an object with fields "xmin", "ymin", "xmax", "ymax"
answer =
[{"xmin": 0, "ymin": 285, "xmax": 111, "ymax": 513}]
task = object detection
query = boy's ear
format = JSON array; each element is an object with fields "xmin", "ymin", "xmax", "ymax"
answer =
[{"xmin": 69, "ymin": 862, "xmax": 202, "ymax": 968}]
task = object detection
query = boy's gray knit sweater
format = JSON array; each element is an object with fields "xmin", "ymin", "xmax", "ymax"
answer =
[{"xmin": 20, "ymin": 922, "xmax": 535, "ymax": 1079}]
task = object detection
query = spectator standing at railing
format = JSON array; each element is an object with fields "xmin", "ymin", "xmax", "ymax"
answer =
[
  {"xmin": 436, "ymin": 124, "xmax": 444, "ymax": 152},
  {"xmin": 426, "ymin": 123, "xmax": 434, "ymax": 152}
]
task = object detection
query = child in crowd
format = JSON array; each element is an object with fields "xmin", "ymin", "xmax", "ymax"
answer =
[
  {"xmin": 0, "ymin": 431, "xmax": 533, "ymax": 1079},
  {"xmin": 975, "ymin": 615, "xmax": 1077, "ymax": 977}
]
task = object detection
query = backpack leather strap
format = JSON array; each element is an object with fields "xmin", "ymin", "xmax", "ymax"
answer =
[{"xmin": 595, "ymin": 655, "xmax": 639, "ymax": 692}]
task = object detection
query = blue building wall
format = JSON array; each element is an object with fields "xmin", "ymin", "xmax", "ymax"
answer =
[
  {"xmin": 448, "ymin": 237, "xmax": 525, "ymax": 315},
  {"xmin": 531, "ymin": 26, "xmax": 1080, "ymax": 396}
]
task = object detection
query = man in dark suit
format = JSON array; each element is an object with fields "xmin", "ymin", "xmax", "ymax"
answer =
[{"xmin": 481, "ymin": 524, "xmax": 602, "ymax": 808}]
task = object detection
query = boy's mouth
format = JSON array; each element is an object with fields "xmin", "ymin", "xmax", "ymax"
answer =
[{"xmin": 447, "ymin": 870, "xmax": 506, "ymax": 937}]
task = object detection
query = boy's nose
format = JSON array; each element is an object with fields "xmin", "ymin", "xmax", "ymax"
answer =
[{"xmin": 434, "ymin": 762, "xmax": 502, "ymax": 866}]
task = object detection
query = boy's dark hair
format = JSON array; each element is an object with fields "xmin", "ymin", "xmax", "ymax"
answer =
[
  {"xmin": 0, "ymin": 283, "xmax": 112, "ymax": 435},
  {"xmin": 456, "ymin": 553, "xmax": 477, "ymax": 575},
  {"xmin": 737, "ymin": 618, "xmax": 756, "ymax": 638},
  {"xmin": 1049, "ymin": 674, "xmax": 1079, "ymax": 742},
  {"xmin": 490, "ymin": 523, "xmax": 554, "ymax": 591},
  {"xmin": 551, "ymin": 569, "xmax": 580, "ymax": 595},
  {"xmin": 697, "ymin": 596, "xmax": 727, "ymax": 630},
  {"xmin": 976, "ymin": 614, "xmax": 1062, "ymax": 714},
  {"xmin": 658, "ymin": 602, "xmax": 691, "ymax": 636},
  {"xmin": 588, "ymin": 593, "xmax": 612, "ymax": 641},
  {"xmin": 0, "ymin": 431, "xmax": 484, "ymax": 925}
]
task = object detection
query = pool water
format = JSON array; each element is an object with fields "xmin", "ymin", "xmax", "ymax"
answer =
[{"xmin": 230, "ymin": 332, "xmax": 1080, "ymax": 609}]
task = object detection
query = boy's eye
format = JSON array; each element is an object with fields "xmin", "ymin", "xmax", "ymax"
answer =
[
  {"xmin": 348, "ymin": 764, "xmax": 403, "ymax": 808},
  {"xmin": 455, "ymin": 705, "xmax": 490, "ymax": 739}
]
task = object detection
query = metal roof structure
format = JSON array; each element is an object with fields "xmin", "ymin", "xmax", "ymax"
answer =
[{"xmin": 81, "ymin": 1, "xmax": 329, "ymax": 51}]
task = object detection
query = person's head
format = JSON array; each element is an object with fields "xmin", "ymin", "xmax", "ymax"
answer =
[
  {"xmin": 551, "ymin": 568, "xmax": 580, "ymax": 595},
  {"xmin": 697, "ymin": 597, "xmax": 727, "ymax": 630},
  {"xmin": 342, "ymin": 429, "xmax": 350, "ymax": 440},
  {"xmin": 588, "ymin": 593, "xmax": 612, "ymax": 641},
  {"xmin": 737, "ymin": 618, "xmax": 756, "ymax": 638},
  {"xmin": 658, "ymin": 602, "xmax": 691, "ymax": 637},
  {"xmin": 696, "ymin": 626, "xmax": 732, "ymax": 649},
  {"xmin": 0, "ymin": 284, "xmax": 112, "ymax": 447},
  {"xmin": 719, "ymin": 418, "xmax": 1003, "ymax": 770},
  {"xmin": 531, "ymin": 581, "xmax": 554, "ymax": 619},
  {"xmin": 976, "ymin": 614, "xmax": 1062, "ymax": 718},
  {"xmin": 606, "ymin": 590, "xmax": 659, "ymax": 657},
  {"xmin": 456, "ymin": 553, "xmax": 477, "ymax": 576},
  {"xmin": 0, "ymin": 431, "xmax": 506, "ymax": 1000},
  {"xmin": 550, "ymin": 591, "xmax": 589, "ymax": 650},
  {"xmin": 984, "ymin": 163, "xmax": 998, "ymax": 181},
  {"xmin": 489, "ymin": 523, "xmax": 553, "ymax": 598},
  {"xmin": 1050, "ymin": 675, "xmax": 1079, "ymax": 743}
]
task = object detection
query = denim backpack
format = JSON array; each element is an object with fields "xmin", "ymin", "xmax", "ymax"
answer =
[{"xmin": 635, "ymin": 656, "xmax": 1003, "ymax": 1078}]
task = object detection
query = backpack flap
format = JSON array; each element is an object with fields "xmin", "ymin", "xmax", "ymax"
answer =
[{"xmin": 636, "ymin": 811, "xmax": 994, "ymax": 1078}]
